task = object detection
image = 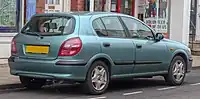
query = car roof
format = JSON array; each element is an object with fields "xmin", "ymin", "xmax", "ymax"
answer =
[
  {"xmin": 33, "ymin": 11, "xmax": 133, "ymax": 18},
  {"xmin": 69, "ymin": 11, "xmax": 117, "ymax": 16}
]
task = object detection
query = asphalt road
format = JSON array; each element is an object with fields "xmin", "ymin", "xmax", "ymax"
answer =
[{"xmin": 1, "ymin": 68, "xmax": 200, "ymax": 99}]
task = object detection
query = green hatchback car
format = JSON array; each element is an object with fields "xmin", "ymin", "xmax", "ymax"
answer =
[{"xmin": 8, "ymin": 12, "xmax": 192, "ymax": 95}]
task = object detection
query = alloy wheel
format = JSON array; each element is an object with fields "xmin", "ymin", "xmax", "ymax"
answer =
[
  {"xmin": 172, "ymin": 60, "xmax": 185, "ymax": 82},
  {"xmin": 91, "ymin": 65, "xmax": 107, "ymax": 91}
]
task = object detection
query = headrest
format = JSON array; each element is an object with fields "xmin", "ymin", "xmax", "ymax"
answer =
[
  {"xmin": 58, "ymin": 26, "xmax": 65, "ymax": 31},
  {"xmin": 44, "ymin": 23, "xmax": 57, "ymax": 29}
]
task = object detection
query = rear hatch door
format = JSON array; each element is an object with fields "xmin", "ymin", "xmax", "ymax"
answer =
[{"xmin": 15, "ymin": 14, "xmax": 78, "ymax": 60}]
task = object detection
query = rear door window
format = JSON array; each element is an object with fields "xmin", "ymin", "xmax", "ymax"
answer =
[
  {"xmin": 92, "ymin": 16, "xmax": 127, "ymax": 38},
  {"xmin": 21, "ymin": 16, "xmax": 75, "ymax": 36},
  {"xmin": 93, "ymin": 18, "xmax": 108, "ymax": 37},
  {"xmin": 101, "ymin": 16, "xmax": 127, "ymax": 38}
]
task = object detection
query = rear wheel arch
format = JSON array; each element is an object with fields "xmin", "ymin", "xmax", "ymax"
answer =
[
  {"xmin": 86, "ymin": 54, "xmax": 114, "ymax": 78},
  {"xmin": 91, "ymin": 58, "xmax": 112, "ymax": 76},
  {"xmin": 83, "ymin": 59, "xmax": 110, "ymax": 94}
]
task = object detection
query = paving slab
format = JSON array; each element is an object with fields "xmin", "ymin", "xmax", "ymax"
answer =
[{"xmin": 0, "ymin": 67, "xmax": 20, "ymax": 86}]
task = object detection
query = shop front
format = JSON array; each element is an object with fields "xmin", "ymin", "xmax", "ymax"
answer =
[
  {"xmin": 115, "ymin": 0, "xmax": 169, "ymax": 38},
  {"xmin": 0, "ymin": 0, "xmax": 20, "ymax": 33},
  {"xmin": 0, "ymin": 0, "xmax": 22, "ymax": 59},
  {"xmin": 137, "ymin": 0, "xmax": 169, "ymax": 38}
]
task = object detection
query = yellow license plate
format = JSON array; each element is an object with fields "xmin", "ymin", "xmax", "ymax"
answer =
[{"xmin": 25, "ymin": 45, "xmax": 49, "ymax": 54}]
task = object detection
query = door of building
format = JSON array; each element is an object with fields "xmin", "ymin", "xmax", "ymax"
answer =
[
  {"xmin": 94, "ymin": 0, "xmax": 106, "ymax": 11},
  {"xmin": 119, "ymin": 0, "xmax": 135, "ymax": 16},
  {"xmin": 110, "ymin": 0, "xmax": 135, "ymax": 16}
]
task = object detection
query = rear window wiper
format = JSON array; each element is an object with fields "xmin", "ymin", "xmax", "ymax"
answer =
[
  {"xmin": 21, "ymin": 31, "xmax": 43, "ymax": 38},
  {"xmin": 32, "ymin": 32, "xmax": 42, "ymax": 38}
]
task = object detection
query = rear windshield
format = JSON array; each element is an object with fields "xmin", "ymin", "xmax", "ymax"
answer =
[{"xmin": 21, "ymin": 16, "xmax": 75, "ymax": 36}]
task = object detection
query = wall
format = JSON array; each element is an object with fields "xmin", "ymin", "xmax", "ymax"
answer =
[
  {"xmin": 169, "ymin": 0, "xmax": 191, "ymax": 46},
  {"xmin": 195, "ymin": 0, "xmax": 200, "ymax": 40},
  {"xmin": 0, "ymin": 35, "xmax": 15, "ymax": 59}
]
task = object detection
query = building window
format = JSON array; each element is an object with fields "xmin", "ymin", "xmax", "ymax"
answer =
[
  {"xmin": 0, "ymin": 0, "xmax": 18, "ymax": 32},
  {"xmin": 48, "ymin": 0, "xmax": 54, "ymax": 4},
  {"xmin": 55, "ymin": 0, "xmax": 60, "ymax": 4}
]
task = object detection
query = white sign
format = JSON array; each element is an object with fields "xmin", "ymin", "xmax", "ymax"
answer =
[
  {"xmin": 143, "ymin": 0, "xmax": 169, "ymax": 35},
  {"xmin": 144, "ymin": 18, "xmax": 168, "ymax": 33},
  {"xmin": 125, "ymin": 0, "xmax": 128, "ymax": 8}
]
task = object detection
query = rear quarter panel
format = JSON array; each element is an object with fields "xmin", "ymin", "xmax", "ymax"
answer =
[{"xmin": 76, "ymin": 16, "xmax": 102, "ymax": 66}]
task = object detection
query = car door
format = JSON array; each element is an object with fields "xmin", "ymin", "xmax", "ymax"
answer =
[
  {"xmin": 120, "ymin": 16, "xmax": 169, "ymax": 73},
  {"xmin": 92, "ymin": 16, "xmax": 136, "ymax": 75}
]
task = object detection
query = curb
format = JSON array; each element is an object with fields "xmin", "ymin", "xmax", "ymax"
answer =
[
  {"xmin": 0, "ymin": 64, "xmax": 8, "ymax": 68},
  {"xmin": 0, "ymin": 83, "xmax": 23, "ymax": 90},
  {"xmin": 192, "ymin": 66, "xmax": 200, "ymax": 70}
]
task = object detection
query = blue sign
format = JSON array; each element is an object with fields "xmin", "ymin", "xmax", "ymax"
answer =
[{"xmin": 26, "ymin": 0, "xmax": 36, "ymax": 21}]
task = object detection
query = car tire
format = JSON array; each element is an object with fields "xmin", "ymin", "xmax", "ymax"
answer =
[
  {"xmin": 19, "ymin": 76, "xmax": 46, "ymax": 89},
  {"xmin": 164, "ymin": 56, "xmax": 186, "ymax": 86},
  {"xmin": 83, "ymin": 61, "xmax": 110, "ymax": 95}
]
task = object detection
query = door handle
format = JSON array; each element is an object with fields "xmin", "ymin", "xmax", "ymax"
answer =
[
  {"xmin": 103, "ymin": 42, "xmax": 110, "ymax": 47},
  {"xmin": 136, "ymin": 44, "xmax": 142, "ymax": 48}
]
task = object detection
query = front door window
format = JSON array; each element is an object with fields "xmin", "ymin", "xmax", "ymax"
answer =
[{"xmin": 121, "ymin": 17, "xmax": 154, "ymax": 40}]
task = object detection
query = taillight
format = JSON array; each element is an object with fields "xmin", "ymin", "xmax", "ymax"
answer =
[
  {"xmin": 11, "ymin": 39, "xmax": 17, "ymax": 54},
  {"xmin": 58, "ymin": 37, "xmax": 82, "ymax": 56}
]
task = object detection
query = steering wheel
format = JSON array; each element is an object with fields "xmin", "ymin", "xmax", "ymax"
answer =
[{"xmin": 144, "ymin": 36, "xmax": 153, "ymax": 40}]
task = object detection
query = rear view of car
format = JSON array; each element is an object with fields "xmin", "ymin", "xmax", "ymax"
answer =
[{"xmin": 8, "ymin": 13, "xmax": 90, "ymax": 89}]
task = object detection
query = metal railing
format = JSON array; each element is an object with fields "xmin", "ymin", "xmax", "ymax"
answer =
[{"xmin": 189, "ymin": 20, "xmax": 197, "ymax": 51}]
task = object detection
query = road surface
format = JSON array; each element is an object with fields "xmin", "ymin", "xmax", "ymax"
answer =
[{"xmin": 1, "ymin": 68, "xmax": 200, "ymax": 99}]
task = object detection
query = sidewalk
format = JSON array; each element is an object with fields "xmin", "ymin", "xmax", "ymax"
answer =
[
  {"xmin": 0, "ymin": 59, "xmax": 8, "ymax": 66},
  {"xmin": 192, "ymin": 56, "xmax": 200, "ymax": 67},
  {"xmin": 0, "ymin": 55, "xmax": 200, "ymax": 87},
  {"xmin": 0, "ymin": 59, "xmax": 20, "ymax": 87},
  {"xmin": 0, "ymin": 67, "xmax": 20, "ymax": 85}
]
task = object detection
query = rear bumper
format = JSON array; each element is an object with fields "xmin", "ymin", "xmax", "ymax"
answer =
[
  {"xmin": 8, "ymin": 56, "xmax": 88, "ymax": 81},
  {"xmin": 187, "ymin": 57, "xmax": 193, "ymax": 73}
]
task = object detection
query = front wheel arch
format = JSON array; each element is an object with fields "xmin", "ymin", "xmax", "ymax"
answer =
[
  {"xmin": 170, "ymin": 52, "xmax": 188, "ymax": 72},
  {"xmin": 164, "ymin": 55, "xmax": 186, "ymax": 85}
]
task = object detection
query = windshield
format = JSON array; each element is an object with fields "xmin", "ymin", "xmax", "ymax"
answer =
[{"xmin": 21, "ymin": 16, "xmax": 75, "ymax": 36}]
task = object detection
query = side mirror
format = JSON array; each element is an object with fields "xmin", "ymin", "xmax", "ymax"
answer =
[{"xmin": 155, "ymin": 33, "xmax": 164, "ymax": 41}]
